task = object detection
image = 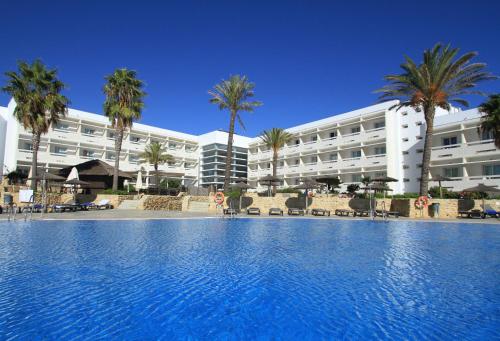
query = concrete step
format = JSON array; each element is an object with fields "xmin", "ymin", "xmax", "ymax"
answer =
[
  {"xmin": 188, "ymin": 201, "xmax": 209, "ymax": 212},
  {"xmin": 118, "ymin": 199, "xmax": 141, "ymax": 210}
]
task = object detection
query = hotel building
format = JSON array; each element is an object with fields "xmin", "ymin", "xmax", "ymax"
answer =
[
  {"xmin": 247, "ymin": 101, "xmax": 499, "ymax": 194},
  {"xmin": 1, "ymin": 99, "xmax": 499, "ymax": 194}
]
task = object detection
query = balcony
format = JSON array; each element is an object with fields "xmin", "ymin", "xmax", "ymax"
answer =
[{"xmin": 431, "ymin": 140, "xmax": 498, "ymax": 161}]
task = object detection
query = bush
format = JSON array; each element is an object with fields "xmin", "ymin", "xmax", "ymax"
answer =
[
  {"xmin": 99, "ymin": 189, "xmax": 131, "ymax": 195},
  {"xmin": 160, "ymin": 179, "xmax": 181, "ymax": 189},
  {"xmin": 276, "ymin": 187, "xmax": 300, "ymax": 194},
  {"xmin": 346, "ymin": 184, "xmax": 360, "ymax": 194}
]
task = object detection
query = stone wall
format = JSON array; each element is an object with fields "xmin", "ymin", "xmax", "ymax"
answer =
[{"xmin": 141, "ymin": 195, "xmax": 182, "ymax": 211}]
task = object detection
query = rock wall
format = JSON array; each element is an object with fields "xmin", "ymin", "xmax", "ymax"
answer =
[{"xmin": 141, "ymin": 195, "xmax": 183, "ymax": 211}]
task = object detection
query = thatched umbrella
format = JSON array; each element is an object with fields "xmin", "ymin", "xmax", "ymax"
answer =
[
  {"xmin": 231, "ymin": 182, "xmax": 254, "ymax": 210},
  {"xmin": 371, "ymin": 176, "xmax": 398, "ymax": 183},
  {"xmin": 259, "ymin": 175, "xmax": 281, "ymax": 197},
  {"xmin": 462, "ymin": 183, "xmax": 500, "ymax": 211},
  {"xmin": 27, "ymin": 172, "xmax": 66, "ymax": 182},
  {"xmin": 430, "ymin": 175, "xmax": 455, "ymax": 198},
  {"xmin": 294, "ymin": 179, "xmax": 322, "ymax": 210}
]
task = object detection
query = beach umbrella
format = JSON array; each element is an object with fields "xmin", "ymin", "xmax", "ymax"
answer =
[
  {"xmin": 231, "ymin": 182, "xmax": 254, "ymax": 210},
  {"xmin": 430, "ymin": 175, "xmax": 455, "ymax": 198},
  {"xmin": 259, "ymin": 175, "xmax": 281, "ymax": 197},
  {"xmin": 27, "ymin": 171, "xmax": 66, "ymax": 181},
  {"xmin": 135, "ymin": 169, "xmax": 143, "ymax": 193},
  {"xmin": 65, "ymin": 167, "xmax": 79, "ymax": 192},
  {"xmin": 371, "ymin": 176, "xmax": 398, "ymax": 183},
  {"xmin": 462, "ymin": 183, "xmax": 500, "ymax": 210}
]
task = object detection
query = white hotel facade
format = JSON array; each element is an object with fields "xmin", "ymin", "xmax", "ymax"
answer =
[{"xmin": 1, "ymin": 98, "xmax": 499, "ymax": 194}]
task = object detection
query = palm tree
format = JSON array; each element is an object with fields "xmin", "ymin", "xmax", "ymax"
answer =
[
  {"xmin": 103, "ymin": 69, "xmax": 146, "ymax": 191},
  {"xmin": 376, "ymin": 43, "xmax": 495, "ymax": 195},
  {"xmin": 2, "ymin": 60, "xmax": 69, "ymax": 190},
  {"xmin": 260, "ymin": 128, "xmax": 293, "ymax": 194},
  {"xmin": 479, "ymin": 94, "xmax": 500, "ymax": 148},
  {"xmin": 208, "ymin": 75, "xmax": 262, "ymax": 191},
  {"xmin": 140, "ymin": 142, "xmax": 173, "ymax": 193}
]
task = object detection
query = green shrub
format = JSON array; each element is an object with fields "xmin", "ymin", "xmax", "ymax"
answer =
[{"xmin": 99, "ymin": 189, "xmax": 131, "ymax": 195}]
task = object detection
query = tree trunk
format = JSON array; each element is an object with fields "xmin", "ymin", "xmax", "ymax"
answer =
[
  {"xmin": 223, "ymin": 110, "xmax": 236, "ymax": 192},
  {"xmin": 113, "ymin": 127, "xmax": 124, "ymax": 191},
  {"xmin": 419, "ymin": 106, "xmax": 435, "ymax": 196},
  {"xmin": 30, "ymin": 131, "xmax": 41, "ymax": 191},
  {"xmin": 155, "ymin": 164, "xmax": 159, "ymax": 194},
  {"xmin": 272, "ymin": 148, "xmax": 278, "ymax": 195}
]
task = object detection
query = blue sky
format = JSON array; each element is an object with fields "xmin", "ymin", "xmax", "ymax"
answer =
[{"xmin": 1, "ymin": 0, "xmax": 499, "ymax": 137}]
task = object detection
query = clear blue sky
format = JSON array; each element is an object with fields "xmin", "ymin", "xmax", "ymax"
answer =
[{"xmin": 1, "ymin": 0, "xmax": 499, "ymax": 137}]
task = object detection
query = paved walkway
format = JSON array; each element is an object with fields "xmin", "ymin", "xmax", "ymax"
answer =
[{"xmin": 0, "ymin": 209, "xmax": 498, "ymax": 224}]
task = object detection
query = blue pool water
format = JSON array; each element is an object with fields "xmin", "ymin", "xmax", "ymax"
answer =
[{"xmin": 0, "ymin": 219, "xmax": 499, "ymax": 340}]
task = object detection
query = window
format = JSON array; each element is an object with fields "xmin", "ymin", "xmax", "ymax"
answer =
[
  {"xmin": 266, "ymin": 162, "xmax": 271, "ymax": 169},
  {"xmin": 401, "ymin": 111, "xmax": 408, "ymax": 116},
  {"xmin": 309, "ymin": 156, "xmax": 317, "ymax": 164},
  {"xmin": 167, "ymin": 160, "xmax": 176, "ymax": 166},
  {"xmin": 417, "ymin": 164, "xmax": 422, "ymax": 168},
  {"xmin": 415, "ymin": 121, "xmax": 423, "ymax": 126},
  {"xmin": 402, "ymin": 138, "xmax": 409, "ymax": 142},
  {"xmin": 329, "ymin": 131, "xmax": 337, "ymax": 138},
  {"xmin": 351, "ymin": 126, "xmax": 361, "ymax": 134},
  {"xmin": 416, "ymin": 136, "xmax": 423, "ymax": 140},
  {"xmin": 23, "ymin": 143, "xmax": 33, "ymax": 151},
  {"xmin": 403, "ymin": 178, "xmax": 410, "ymax": 182},
  {"xmin": 374, "ymin": 147, "xmax": 386, "ymax": 155},
  {"xmin": 311, "ymin": 136, "xmax": 318, "ymax": 142},
  {"xmin": 82, "ymin": 127, "xmax": 95, "ymax": 135},
  {"xmin": 351, "ymin": 150, "xmax": 361, "ymax": 158},
  {"xmin": 130, "ymin": 136, "xmax": 141, "ymax": 143},
  {"xmin": 279, "ymin": 161, "xmax": 284, "ymax": 167},
  {"xmin": 329, "ymin": 153, "xmax": 338, "ymax": 161},
  {"xmin": 129, "ymin": 155, "xmax": 139, "ymax": 162},
  {"xmin": 294, "ymin": 159, "xmax": 300, "ymax": 165},
  {"xmin": 403, "ymin": 165, "xmax": 409, "ymax": 169},
  {"xmin": 402, "ymin": 124, "xmax": 408, "ymax": 128},
  {"xmin": 55, "ymin": 123, "xmax": 69, "ymax": 130},
  {"xmin": 443, "ymin": 167, "xmax": 459, "ymax": 178},
  {"xmin": 54, "ymin": 146, "xmax": 67, "ymax": 155},
  {"xmin": 169, "ymin": 142, "xmax": 178, "ymax": 149},
  {"xmin": 295, "ymin": 139, "xmax": 300, "ymax": 145},
  {"xmin": 374, "ymin": 121, "xmax": 385, "ymax": 129},
  {"xmin": 352, "ymin": 174, "xmax": 362, "ymax": 182},
  {"xmin": 402, "ymin": 151, "xmax": 409, "ymax": 155},
  {"xmin": 483, "ymin": 164, "xmax": 500, "ymax": 176},
  {"xmin": 108, "ymin": 132, "xmax": 115, "ymax": 139},
  {"xmin": 416, "ymin": 149, "xmax": 423, "ymax": 153},
  {"xmin": 82, "ymin": 149, "xmax": 94, "ymax": 157},
  {"xmin": 481, "ymin": 130, "xmax": 494, "ymax": 141},
  {"xmin": 185, "ymin": 163, "xmax": 193, "ymax": 169},
  {"xmin": 107, "ymin": 153, "xmax": 116, "ymax": 160},
  {"xmin": 442, "ymin": 136, "xmax": 458, "ymax": 146}
]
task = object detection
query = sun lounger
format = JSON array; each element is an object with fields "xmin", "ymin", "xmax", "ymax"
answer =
[
  {"xmin": 95, "ymin": 199, "xmax": 112, "ymax": 210},
  {"xmin": 349, "ymin": 198, "xmax": 376, "ymax": 217},
  {"xmin": 269, "ymin": 208, "xmax": 283, "ymax": 216},
  {"xmin": 288, "ymin": 208, "xmax": 305, "ymax": 216},
  {"xmin": 311, "ymin": 208, "xmax": 331, "ymax": 216},
  {"xmin": 335, "ymin": 209, "xmax": 352, "ymax": 216},
  {"xmin": 79, "ymin": 202, "xmax": 95, "ymax": 210},
  {"xmin": 21, "ymin": 204, "xmax": 44, "ymax": 213},
  {"xmin": 52, "ymin": 203, "xmax": 79, "ymax": 213},
  {"xmin": 483, "ymin": 205, "xmax": 500, "ymax": 218},
  {"xmin": 457, "ymin": 199, "xmax": 484, "ymax": 218},
  {"xmin": 247, "ymin": 207, "xmax": 261, "ymax": 215},
  {"xmin": 375, "ymin": 210, "xmax": 400, "ymax": 218}
]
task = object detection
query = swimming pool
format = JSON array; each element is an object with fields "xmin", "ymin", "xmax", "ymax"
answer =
[{"xmin": 0, "ymin": 219, "xmax": 498, "ymax": 339}]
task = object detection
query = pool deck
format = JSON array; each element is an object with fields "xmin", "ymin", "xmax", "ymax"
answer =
[{"xmin": 0, "ymin": 209, "xmax": 498, "ymax": 224}]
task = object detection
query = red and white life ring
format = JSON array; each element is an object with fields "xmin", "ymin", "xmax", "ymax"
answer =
[
  {"xmin": 214, "ymin": 192, "xmax": 225, "ymax": 205},
  {"xmin": 415, "ymin": 196, "xmax": 429, "ymax": 209}
]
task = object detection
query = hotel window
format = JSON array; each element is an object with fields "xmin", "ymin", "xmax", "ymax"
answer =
[
  {"xmin": 351, "ymin": 126, "xmax": 361, "ymax": 134},
  {"xmin": 481, "ymin": 130, "xmax": 494, "ymax": 141},
  {"xmin": 279, "ymin": 161, "xmax": 284, "ymax": 167},
  {"xmin": 351, "ymin": 150, "xmax": 361, "ymax": 158},
  {"xmin": 416, "ymin": 149, "xmax": 423, "ymax": 153},
  {"xmin": 108, "ymin": 132, "xmax": 115, "ymax": 139},
  {"xmin": 403, "ymin": 178, "xmax": 410, "ymax": 182},
  {"xmin": 55, "ymin": 123, "xmax": 69, "ymax": 130},
  {"xmin": 329, "ymin": 131, "xmax": 337, "ymax": 138},
  {"xmin": 403, "ymin": 165, "xmax": 410, "ymax": 169},
  {"xmin": 184, "ymin": 163, "xmax": 193, "ymax": 169},
  {"xmin": 311, "ymin": 135, "xmax": 318, "ymax": 142},
  {"xmin": 169, "ymin": 142, "xmax": 178, "ymax": 149},
  {"xmin": 82, "ymin": 149, "xmax": 94, "ymax": 157},
  {"xmin": 415, "ymin": 121, "xmax": 423, "ymax": 126},
  {"xmin": 294, "ymin": 159, "xmax": 300, "ymax": 165},
  {"xmin": 352, "ymin": 174, "xmax": 362, "ymax": 182},
  {"xmin": 402, "ymin": 151, "xmax": 409, "ymax": 155},
  {"xmin": 374, "ymin": 121, "xmax": 385, "ymax": 129},
  {"xmin": 402, "ymin": 138, "xmax": 409, "ymax": 142},
  {"xmin": 309, "ymin": 156, "xmax": 317, "ymax": 164},
  {"xmin": 483, "ymin": 164, "xmax": 500, "ymax": 176},
  {"xmin": 82, "ymin": 127, "xmax": 95, "ymax": 135},
  {"xmin": 107, "ymin": 153, "xmax": 116, "ymax": 160},
  {"xmin": 402, "ymin": 124, "xmax": 408, "ymax": 128},
  {"xmin": 401, "ymin": 111, "xmax": 408, "ymax": 116},
  {"xmin": 374, "ymin": 147, "xmax": 386, "ymax": 155},
  {"xmin": 442, "ymin": 136, "xmax": 458, "ymax": 146},
  {"xmin": 329, "ymin": 153, "xmax": 338, "ymax": 161},
  {"xmin": 23, "ymin": 143, "xmax": 33, "ymax": 151},
  {"xmin": 417, "ymin": 164, "xmax": 422, "ymax": 168},
  {"xmin": 129, "ymin": 155, "xmax": 139, "ymax": 162},
  {"xmin": 443, "ymin": 167, "xmax": 459, "ymax": 178},
  {"xmin": 54, "ymin": 146, "xmax": 67, "ymax": 155},
  {"xmin": 295, "ymin": 139, "xmax": 300, "ymax": 145},
  {"xmin": 167, "ymin": 160, "xmax": 176, "ymax": 166},
  {"xmin": 416, "ymin": 136, "xmax": 423, "ymax": 140},
  {"xmin": 130, "ymin": 136, "xmax": 141, "ymax": 143},
  {"xmin": 267, "ymin": 162, "xmax": 271, "ymax": 169}
]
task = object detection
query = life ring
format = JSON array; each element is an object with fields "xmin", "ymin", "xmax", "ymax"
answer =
[
  {"xmin": 307, "ymin": 191, "xmax": 314, "ymax": 198},
  {"xmin": 415, "ymin": 196, "xmax": 429, "ymax": 209},
  {"xmin": 214, "ymin": 192, "xmax": 225, "ymax": 205}
]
